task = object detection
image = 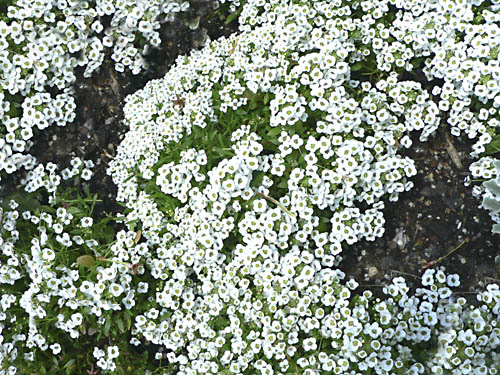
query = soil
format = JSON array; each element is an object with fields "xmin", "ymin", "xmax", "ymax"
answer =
[
  {"xmin": 7, "ymin": 3, "xmax": 500, "ymax": 302},
  {"xmin": 340, "ymin": 128, "xmax": 500, "ymax": 302}
]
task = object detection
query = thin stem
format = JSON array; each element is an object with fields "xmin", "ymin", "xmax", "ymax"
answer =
[
  {"xmin": 255, "ymin": 191, "xmax": 296, "ymax": 220},
  {"xmin": 423, "ymin": 238, "xmax": 469, "ymax": 269},
  {"xmin": 390, "ymin": 270, "xmax": 422, "ymax": 279}
]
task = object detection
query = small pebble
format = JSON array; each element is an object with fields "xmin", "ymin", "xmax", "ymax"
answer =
[{"xmin": 367, "ymin": 266, "xmax": 378, "ymax": 278}]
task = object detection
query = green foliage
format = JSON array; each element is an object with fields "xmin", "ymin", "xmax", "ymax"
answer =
[{"xmin": 485, "ymin": 134, "xmax": 500, "ymax": 155}]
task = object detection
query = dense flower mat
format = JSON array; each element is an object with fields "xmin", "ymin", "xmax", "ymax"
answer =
[{"xmin": 1, "ymin": 0, "xmax": 500, "ymax": 374}]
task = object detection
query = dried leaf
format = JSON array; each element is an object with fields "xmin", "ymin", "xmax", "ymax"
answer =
[
  {"xmin": 445, "ymin": 132, "xmax": 463, "ymax": 169},
  {"xmin": 135, "ymin": 230, "xmax": 142, "ymax": 244}
]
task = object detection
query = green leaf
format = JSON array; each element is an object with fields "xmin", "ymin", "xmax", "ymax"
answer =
[
  {"xmin": 103, "ymin": 318, "xmax": 111, "ymax": 336},
  {"xmin": 76, "ymin": 255, "xmax": 95, "ymax": 267},
  {"xmin": 1, "ymin": 191, "xmax": 41, "ymax": 212},
  {"xmin": 225, "ymin": 9, "xmax": 240, "ymax": 24},
  {"xmin": 236, "ymin": 108, "xmax": 247, "ymax": 116},
  {"xmin": 485, "ymin": 135, "xmax": 500, "ymax": 155},
  {"xmin": 251, "ymin": 172, "xmax": 265, "ymax": 188},
  {"xmin": 267, "ymin": 126, "xmax": 283, "ymax": 138},
  {"xmin": 117, "ymin": 318, "xmax": 125, "ymax": 334},
  {"xmin": 214, "ymin": 147, "xmax": 234, "ymax": 157},
  {"xmin": 125, "ymin": 312, "xmax": 132, "ymax": 330},
  {"xmin": 67, "ymin": 206, "xmax": 82, "ymax": 216},
  {"xmin": 249, "ymin": 99, "xmax": 258, "ymax": 110},
  {"xmin": 63, "ymin": 359, "xmax": 75, "ymax": 375},
  {"xmin": 83, "ymin": 183, "xmax": 91, "ymax": 198},
  {"xmin": 351, "ymin": 62, "xmax": 364, "ymax": 71},
  {"xmin": 184, "ymin": 15, "xmax": 200, "ymax": 30},
  {"xmin": 213, "ymin": 316, "xmax": 228, "ymax": 330},
  {"xmin": 217, "ymin": 134, "xmax": 225, "ymax": 147},
  {"xmin": 277, "ymin": 180, "xmax": 288, "ymax": 189}
]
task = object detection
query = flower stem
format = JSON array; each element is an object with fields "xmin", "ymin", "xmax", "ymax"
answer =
[
  {"xmin": 255, "ymin": 191, "xmax": 296, "ymax": 220},
  {"xmin": 423, "ymin": 237, "xmax": 469, "ymax": 269}
]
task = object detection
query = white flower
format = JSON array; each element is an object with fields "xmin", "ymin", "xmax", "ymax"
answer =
[
  {"xmin": 458, "ymin": 329, "xmax": 477, "ymax": 346},
  {"xmin": 80, "ymin": 280, "xmax": 95, "ymax": 295},
  {"xmin": 41, "ymin": 248, "xmax": 56, "ymax": 262},
  {"xmin": 107, "ymin": 345, "xmax": 119, "ymax": 359},
  {"xmin": 96, "ymin": 357, "xmax": 107, "ymax": 370},
  {"xmin": 421, "ymin": 269, "xmax": 435, "ymax": 286},
  {"xmin": 50, "ymin": 343, "xmax": 61, "ymax": 355},
  {"xmin": 109, "ymin": 283, "xmax": 124, "ymax": 297},
  {"xmin": 253, "ymin": 198, "xmax": 267, "ymax": 213},
  {"xmin": 303, "ymin": 337, "xmax": 317, "ymax": 352},
  {"xmin": 364, "ymin": 322, "xmax": 382, "ymax": 339},
  {"xmin": 79, "ymin": 217, "xmax": 93, "ymax": 228},
  {"xmin": 71, "ymin": 313, "xmax": 83, "ymax": 327},
  {"xmin": 137, "ymin": 282, "xmax": 148, "ymax": 293},
  {"xmin": 93, "ymin": 347, "xmax": 105, "ymax": 359},
  {"xmin": 446, "ymin": 274, "xmax": 460, "ymax": 287}
]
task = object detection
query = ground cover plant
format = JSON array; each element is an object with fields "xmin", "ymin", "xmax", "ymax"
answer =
[
  {"xmin": 0, "ymin": 0, "xmax": 191, "ymax": 179},
  {"xmin": 1, "ymin": 0, "xmax": 500, "ymax": 374}
]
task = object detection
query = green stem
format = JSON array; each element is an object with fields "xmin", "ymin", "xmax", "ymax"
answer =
[
  {"xmin": 424, "ymin": 238, "xmax": 469, "ymax": 268},
  {"xmin": 255, "ymin": 191, "xmax": 296, "ymax": 220}
]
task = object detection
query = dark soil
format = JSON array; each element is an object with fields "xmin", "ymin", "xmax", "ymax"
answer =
[
  {"xmin": 340, "ymin": 128, "xmax": 500, "ymax": 301},
  {"xmin": 9, "ymin": 3, "xmax": 500, "ymax": 299}
]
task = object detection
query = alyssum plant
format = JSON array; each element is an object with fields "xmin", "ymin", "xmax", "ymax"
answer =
[{"xmin": 1, "ymin": 0, "xmax": 500, "ymax": 374}]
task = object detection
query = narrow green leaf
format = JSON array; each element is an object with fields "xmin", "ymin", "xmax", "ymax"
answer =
[
  {"xmin": 267, "ymin": 126, "xmax": 283, "ymax": 137},
  {"xmin": 104, "ymin": 225, "xmax": 115, "ymax": 243},
  {"xmin": 63, "ymin": 359, "xmax": 75, "ymax": 371},
  {"xmin": 217, "ymin": 134, "xmax": 225, "ymax": 147},
  {"xmin": 126, "ymin": 313, "xmax": 132, "ymax": 330},
  {"xmin": 83, "ymin": 183, "xmax": 91, "ymax": 198},
  {"xmin": 117, "ymin": 318, "xmax": 125, "ymax": 333},
  {"xmin": 67, "ymin": 206, "xmax": 82, "ymax": 216},
  {"xmin": 214, "ymin": 147, "xmax": 234, "ymax": 156},
  {"xmin": 225, "ymin": 9, "xmax": 241, "ymax": 24},
  {"xmin": 103, "ymin": 318, "xmax": 111, "ymax": 336}
]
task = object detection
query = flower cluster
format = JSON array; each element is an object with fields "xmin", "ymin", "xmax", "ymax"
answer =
[
  {"xmin": 22, "ymin": 157, "xmax": 94, "ymax": 202},
  {"xmin": 104, "ymin": 0, "xmax": 500, "ymax": 374},
  {"xmin": 471, "ymin": 157, "xmax": 500, "ymax": 233},
  {"xmin": 0, "ymin": 0, "xmax": 191, "ymax": 180},
  {"xmin": 0, "ymin": 158, "xmax": 147, "ymax": 374}
]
